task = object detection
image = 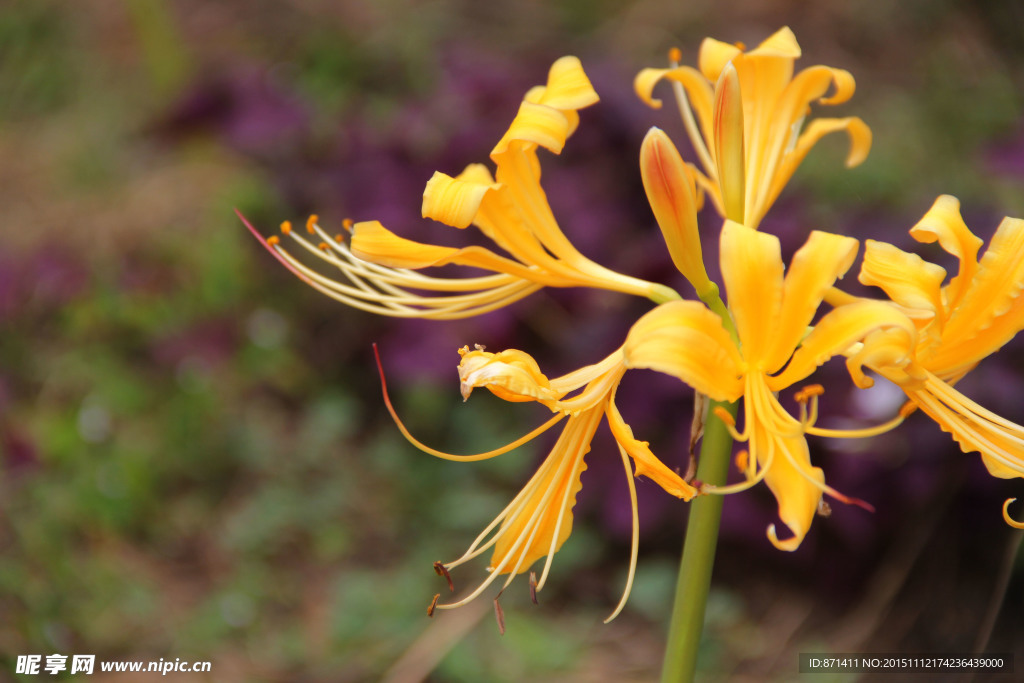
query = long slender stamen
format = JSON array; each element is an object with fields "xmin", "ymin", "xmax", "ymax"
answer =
[
  {"xmin": 242, "ymin": 211, "xmax": 543, "ymax": 319},
  {"xmin": 713, "ymin": 406, "xmax": 746, "ymax": 442},
  {"xmin": 436, "ymin": 425, "xmax": 585, "ymax": 610},
  {"xmin": 604, "ymin": 444, "xmax": 640, "ymax": 623},
  {"xmin": 535, "ymin": 408, "xmax": 602, "ymax": 591},
  {"xmin": 374, "ymin": 343, "xmax": 566, "ymax": 462},
  {"xmin": 667, "ymin": 47, "xmax": 716, "ymax": 182}
]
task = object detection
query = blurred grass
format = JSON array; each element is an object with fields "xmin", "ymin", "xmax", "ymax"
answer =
[{"xmin": 1, "ymin": 1, "xmax": 1023, "ymax": 681}]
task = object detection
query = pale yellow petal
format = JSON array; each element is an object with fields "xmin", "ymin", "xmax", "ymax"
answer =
[
  {"xmin": 720, "ymin": 220, "xmax": 783, "ymax": 365},
  {"xmin": 763, "ymin": 230, "xmax": 858, "ymax": 374},
  {"xmin": 623, "ymin": 301, "xmax": 744, "ymax": 402}
]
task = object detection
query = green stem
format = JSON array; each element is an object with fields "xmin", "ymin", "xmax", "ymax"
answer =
[{"xmin": 661, "ymin": 398, "xmax": 737, "ymax": 682}]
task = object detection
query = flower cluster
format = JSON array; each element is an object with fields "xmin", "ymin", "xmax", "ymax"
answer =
[{"xmin": 244, "ymin": 27, "xmax": 1024, "ymax": 620}]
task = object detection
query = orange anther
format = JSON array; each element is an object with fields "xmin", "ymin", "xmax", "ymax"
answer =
[
  {"xmin": 318, "ymin": 242, "xmax": 329, "ymax": 251},
  {"xmin": 734, "ymin": 449, "xmax": 749, "ymax": 472},
  {"xmin": 306, "ymin": 214, "xmax": 318, "ymax": 234},
  {"xmin": 713, "ymin": 406, "xmax": 735, "ymax": 427},
  {"xmin": 433, "ymin": 561, "xmax": 454, "ymax": 592},
  {"xmin": 266, "ymin": 235, "xmax": 280, "ymax": 246},
  {"xmin": 795, "ymin": 384, "xmax": 825, "ymax": 403},
  {"xmin": 668, "ymin": 47, "xmax": 682, "ymax": 64},
  {"xmin": 342, "ymin": 218, "xmax": 354, "ymax": 233},
  {"xmin": 280, "ymin": 220, "xmax": 292, "ymax": 234},
  {"xmin": 427, "ymin": 593, "xmax": 440, "ymax": 617},
  {"xmin": 734, "ymin": 41, "xmax": 746, "ymax": 50},
  {"xmin": 334, "ymin": 234, "xmax": 345, "ymax": 242}
]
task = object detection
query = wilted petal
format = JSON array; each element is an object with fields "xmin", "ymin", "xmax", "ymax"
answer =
[{"xmin": 458, "ymin": 347, "xmax": 563, "ymax": 404}]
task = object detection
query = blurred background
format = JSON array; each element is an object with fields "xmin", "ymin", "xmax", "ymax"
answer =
[{"xmin": 2, "ymin": 1, "xmax": 1024, "ymax": 680}]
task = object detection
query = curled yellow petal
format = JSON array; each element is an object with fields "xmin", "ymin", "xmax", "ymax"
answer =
[
  {"xmin": 633, "ymin": 65, "xmax": 714, "ymax": 122},
  {"xmin": 764, "ymin": 433, "xmax": 824, "ymax": 551},
  {"xmin": 908, "ymin": 195, "xmax": 982, "ymax": 305},
  {"xmin": 532, "ymin": 56, "xmax": 600, "ymax": 111},
  {"xmin": 422, "ymin": 170, "xmax": 499, "ymax": 229},
  {"xmin": 491, "ymin": 101, "xmax": 571, "ymax": 157},
  {"xmin": 859, "ymin": 239, "xmax": 947, "ymax": 316},
  {"xmin": 458, "ymin": 347, "xmax": 562, "ymax": 404},
  {"xmin": 845, "ymin": 327, "xmax": 920, "ymax": 390}
]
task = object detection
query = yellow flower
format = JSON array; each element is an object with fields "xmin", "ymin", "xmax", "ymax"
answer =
[
  {"xmin": 635, "ymin": 26, "xmax": 871, "ymax": 228},
  {"xmin": 382, "ymin": 345, "xmax": 695, "ymax": 621},
  {"xmin": 838, "ymin": 196, "xmax": 1024, "ymax": 525},
  {"xmin": 244, "ymin": 56, "xmax": 678, "ymax": 320},
  {"xmin": 623, "ymin": 221, "xmax": 914, "ymax": 549}
]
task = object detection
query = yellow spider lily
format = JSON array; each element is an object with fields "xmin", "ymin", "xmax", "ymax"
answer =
[
  {"xmin": 623, "ymin": 220, "xmax": 915, "ymax": 549},
  {"xmin": 837, "ymin": 196, "xmax": 1024, "ymax": 526},
  {"xmin": 245, "ymin": 56, "xmax": 678, "ymax": 320},
  {"xmin": 635, "ymin": 26, "xmax": 871, "ymax": 228},
  {"xmin": 379, "ymin": 345, "xmax": 695, "ymax": 622}
]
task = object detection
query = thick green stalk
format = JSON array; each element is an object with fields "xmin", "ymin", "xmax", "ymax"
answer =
[{"xmin": 660, "ymin": 399, "xmax": 737, "ymax": 682}]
